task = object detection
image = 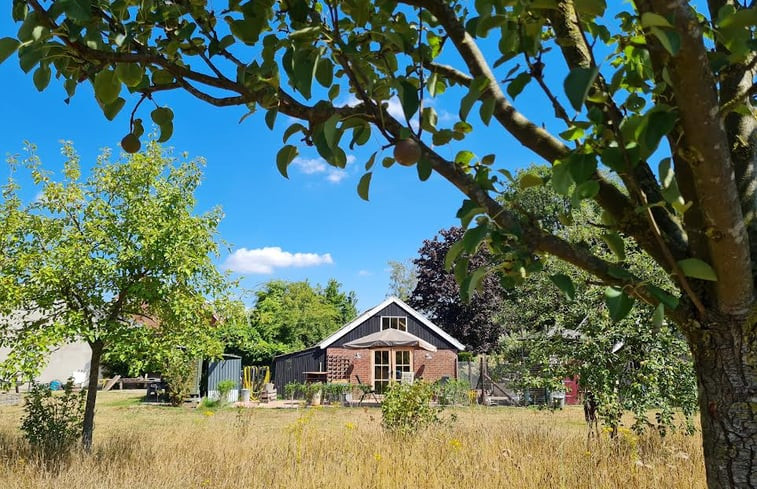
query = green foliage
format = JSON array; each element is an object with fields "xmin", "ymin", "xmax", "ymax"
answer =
[
  {"xmin": 21, "ymin": 380, "xmax": 85, "ymax": 461},
  {"xmin": 381, "ymin": 381, "xmax": 442, "ymax": 435},
  {"xmin": 246, "ymin": 279, "xmax": 358, "ymax": 358},
  {"xmin": 386, "ymin": 260, "xmax": 418, "ymax": 301},
  {"xmin": 217, "ymin": 379, "xmax": 237, "ymax": 404},
  {"xmin": 0, "ymin": 141, "xmax": 232, "ymax": 446},
  {"xmin": 161, "ymin": 353, "xmax": 197, "ymax": 407},
  {"xmin": 433, "ymin": 379, "xmax": 472, "ymax": 406}
]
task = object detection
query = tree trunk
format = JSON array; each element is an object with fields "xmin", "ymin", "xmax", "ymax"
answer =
[
  {"xmin": 82, "ymin": 339, "xmax": 103, "ymax": 452},
  {"xmin": 691, "ymin": 318, "xmax": 757, "ymax": 488}
]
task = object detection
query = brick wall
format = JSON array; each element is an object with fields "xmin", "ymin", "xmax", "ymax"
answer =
[
  {"xmin": 413, "ymin": 349, "xmax": 457, "ymax": 382},
  {"xmin": 326, "ymin": 347, "xmax": 457, "ymax": 386}
]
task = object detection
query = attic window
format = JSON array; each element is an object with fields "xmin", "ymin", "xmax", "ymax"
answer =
[{"xmin": 381, "ymin": 316, "xmax": 407, "ymax": 331}]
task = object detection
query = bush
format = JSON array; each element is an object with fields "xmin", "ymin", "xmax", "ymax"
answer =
[
  {"xmin": 217, "ymin": 379, "xmax": 236, "ymax": 404},
  {"xmin": 433, "ymin": 379, "xmax": 472, "ymax": 406},
  {"xmin": 20, "ymin": 379, "xmax": 85, "ymax": 461},
  {"xmin": 381, "ymin": 381, "xmax": 441, "ymax": 435},
  {"xmin": 161, "ymin": 355, "xmax": 196, "ymax": 407}
]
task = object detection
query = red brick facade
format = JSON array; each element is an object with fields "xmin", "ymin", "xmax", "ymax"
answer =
[{"xmin": 326, "ymin": 347, "xmax": 457, "ymax": 388}]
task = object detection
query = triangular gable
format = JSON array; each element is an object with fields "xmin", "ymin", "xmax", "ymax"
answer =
[{"xmin": 317, "ymin": 296, "xmax": 465, "ymax": 350}]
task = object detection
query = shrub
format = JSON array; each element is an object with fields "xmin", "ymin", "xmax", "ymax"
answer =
[
  {"xmin": 217, "ymin": 379, "xmax": 237, "ymax": 404},
  {"xmin": 381, "ymin": 381, "xmax": 441, "ymax": 435},
  {"xmin": 20, "ymin": 379, "xmax": 85, "ymax": 461},
  {"xmin": 161, "ymin": 354, "xmax": 196, "ymax": 407},
  {"xmin": 433, "ymin": 379, "xmax": 472, "ymax": 406}
]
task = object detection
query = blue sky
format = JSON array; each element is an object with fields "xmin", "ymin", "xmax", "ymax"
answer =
[{"xmin": 0, "ymin": 12, "xmax": 558, "ymax": 312}]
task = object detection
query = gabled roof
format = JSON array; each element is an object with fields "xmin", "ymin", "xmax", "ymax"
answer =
[{"xmin": 317, "ymin": 296, "xmax": 465, "ymax": 350}]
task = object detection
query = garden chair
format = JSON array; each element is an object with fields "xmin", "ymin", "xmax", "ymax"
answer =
[{"xmin": 354, "ymin": 375, "xmax": 379, "ymax": 406}]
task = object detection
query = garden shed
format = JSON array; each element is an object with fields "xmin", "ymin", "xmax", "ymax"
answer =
[
  {"xmin": 272, "ymin": 297, "xmax": 464, "ymax": 394},
  {"xmin": 198, "ymin": 353, "xmax": 241, "ymax": 403}
]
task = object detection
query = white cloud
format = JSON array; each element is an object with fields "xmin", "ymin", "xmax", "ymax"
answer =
[
  {"xmin": 326, "ymin": 170, "xmax": 348, "ymax": 183},
  {"xmin": 358, "ymin": 270, "xmax": 373, "ymax": 277},
  {"xmin": 290, "ymin": 154, "xmax": 355, "ymax": 184},
  {"xmin": 292, "ymin": 157, "xmax": 327, "ymax": 175},
  {"xmin": 224, "ymin": 247, "xmax": 334, "ymax": 274}
]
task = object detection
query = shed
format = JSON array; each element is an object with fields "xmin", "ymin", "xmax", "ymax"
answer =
[
  {"xmin": 272, "ymin": 297, "xmax": 464, "ymax": 394},
  {"xmin": 200, "ymin": 354, "xmax": 242, "ymax": 403}
]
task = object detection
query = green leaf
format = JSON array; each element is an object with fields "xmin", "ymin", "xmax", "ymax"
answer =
[
  {"xmin": 641, "ymin": 12, "xmax": 673, "ymax": 28},
  {"xmin": 115, "ymin": 63, "xmax": 144, "ymax": 88},
  {"xmin": 93, "ymin": 70, "xmax": 121, "ymax": 105},
  {"xmin": 64, "ymin": 0, "xmax": 92, "ymax": 22},
  {"xmin": 506, "ymin": 72, "xmax": 531, "ymax": 100},
  {"xmin": 601, "ymin": 232, "xmax": 626, "ymax": 261},
  {"xmin": 650, "ymin": 26, "xmax": 681, "ymax": 56},
  {"xmin": 151, "ymin": 107, "xmax": 174, "ymax": 125},
  {"xmin": 156, "ymin": 122, "xmax": 173, "ymax": 143},
  {"xmin": 462, "ymin": 224, "xmax": 488, "ymax": 253},
  {"xmin": 416, "ymin": 155, "xmax": 432, "ymax": 182},
  {"xmin": 551, "ymin": 160, "xmax": 573, "ymax": 195},
  {"xmin": 357, "ymin": 172, "xmax": 372, "ymax": 201},
  {"xmin": 102, "ymin": 97, "xmax": 126, "ymax": 121},
  {"xmin": 0, "ymin": 38, "xmax": 20, "ymax": 65},
  {"xmin": 265, "ymin": 109, "xmax": 278, "ymax": 130},
  {"xmin": 455, "ymin": 151, "xmax": 475, "ymax": 165},
  {"xmin": 574, "ymin": 0, "xmax": 606, "ymax": 17},
  {"xmin": 397, "ymin": 80, "xmax": 420, "ymax": 121},
  {"xmin": 647, "ymin": 285, "xmax": 679, "ymax": 310},
  {"xmin": 364, "ymin": 152, "xmax": 377, "ymax": 171},
  {"xmin": 605, "ymin": 287, "xmax": 634, "ymax": 322},
  {"xmin": 563, "ymin": 66, "xmax": 598, "ymax": 111},
  {"xmin": 652, "ymin": 303, "xmax": 664, "ymax": 329},
  {"xmin": 315, "ymin": 57, "xmax": 333, "ymax": 88},
  {"xmin": 283, "ymin": 123, "xmax": 307, "ymax": 143},
  {"xmin": 518, "ymin": 172, "xmax": 543, "ymax": 189},
  {"xmin": 276, "ymin": 145, "xmax": 298, "ymax": 179},
  {"xmin": 292, "ymin": 48, "xmax": 318, "ymax": 99},
  {"xmin": 444, "ymin": 240, "xmax": 465, "ymax": 271},
  {"xmin": 459, "ymin": 76, "xmax": 489, "ymax": 121},
  {"xmin": 32, "ymin": 64, "xmax": 50, "ymax": 91},
  {"xmin": 323, "ymin": 114, "xmax": 341, "ymax": 150},
  {"xmin": 479, "ymin": 97, "xmax": 496, "ymax": 126},
  {"xmin": 549, "ymin": 274, "xmax": 575, "ymax": 301},
  {"xmin": 677, "ymin": 258, "xmax": 718, "ymax": 281},
  {"xmin": 464, "ymin": 267, "xmax": 488, "ymax": 300}
]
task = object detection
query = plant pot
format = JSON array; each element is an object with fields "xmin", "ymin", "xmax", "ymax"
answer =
[
  {"xmin": 309, "ymin": 390, "xmax": 322, "ymax": 406},
  {"xmin": 240, "ymin": 388, "xmax": 251, "ymax": 402}
]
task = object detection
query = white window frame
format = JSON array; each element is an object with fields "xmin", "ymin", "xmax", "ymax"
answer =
[
  {"xmin": 380, "ymin": 316, "xmax": 407, "ymax": 331},
  {"xmin": 371, "ymin": 348, "xmax": 413, "ymax": 393}
]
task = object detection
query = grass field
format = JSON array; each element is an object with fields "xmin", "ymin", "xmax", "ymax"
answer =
[{"xmin": 0, "ymin": 391, "xmax": 705, "ymax": 489}]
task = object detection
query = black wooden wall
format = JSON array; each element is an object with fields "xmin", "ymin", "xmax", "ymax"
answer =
[
  {"xmin": 272, "ymin": 347, "xmax": 326, "ymax": 393},
  {"xmin": 329, "ymin": 303, "xmax": 458, "ymax": 350}
]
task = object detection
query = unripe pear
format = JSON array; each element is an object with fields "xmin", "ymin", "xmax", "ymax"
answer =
[
  {"xmin": 393, "ymin": 138, "xmax": 421, "ymax": 166},
  {"xmin": 121, "ymin": 133, "xmax": 141, "ymax": 154}
]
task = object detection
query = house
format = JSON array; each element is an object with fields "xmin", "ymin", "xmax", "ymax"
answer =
[
  {"xmin": 272, "ymin": 297, "xmax": 465, "ymax": 394},
  {"xmin": 0, "ymin": 341, "xmax": 92, "ymax": 387}
]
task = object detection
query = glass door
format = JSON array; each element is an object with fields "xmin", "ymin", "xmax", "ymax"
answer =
[
  {"xmin": 373, "ymin": 349, "xmax": 413, "ymax": 393},
  {"xmin": 374, "ymin": 350, "xmax": 391, "ymax": 394}
]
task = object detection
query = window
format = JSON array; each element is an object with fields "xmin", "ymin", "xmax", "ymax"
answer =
[{"xmin": 381, "ymin": 316, "xmax": 407, "ymax": 331}]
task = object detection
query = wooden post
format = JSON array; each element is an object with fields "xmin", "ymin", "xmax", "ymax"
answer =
[{"xmin": 478, "ymin": 354, "xmax": 488, "ymax": 405}]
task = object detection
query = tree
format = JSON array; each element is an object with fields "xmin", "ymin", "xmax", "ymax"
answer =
[
  {"xmin": 386, "ymin": 260, "xmax": 417, "ymax": 301},
  {"xmin": 496, "ymin": 168, "xmax": 696, "ymax": 433},
  {"xmin": 243, "ymin": 278, "xmax": 357, "ymax": 362},
  {"xmin": 3, "ymin": 1, "xmax": 757, "ymax": 485},
  {"xmin": 0, "ymin": 141, "xmax": 230, "ymax": 450},
  {"xmin": 410, "ymin": 227, "xmax": 506, "ymax": 353}
]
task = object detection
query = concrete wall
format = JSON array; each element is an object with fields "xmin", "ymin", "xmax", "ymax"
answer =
[{"xmin": 0, "ymin": 341, "xmax": 92, "ymax": 385}]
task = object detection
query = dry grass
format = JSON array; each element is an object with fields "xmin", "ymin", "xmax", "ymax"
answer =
[{"xmin": 0, "ymin": 391, "xmax": 705, "ymax": 489}]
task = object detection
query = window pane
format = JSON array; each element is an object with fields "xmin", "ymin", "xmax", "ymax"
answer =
[
  {"xmin": 382, "ymin": 317, "xmax": 389, "ymax": 330},
  {"xmin": 398, "ymin": 317, "xmax": 407, "ymax": 331}
]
